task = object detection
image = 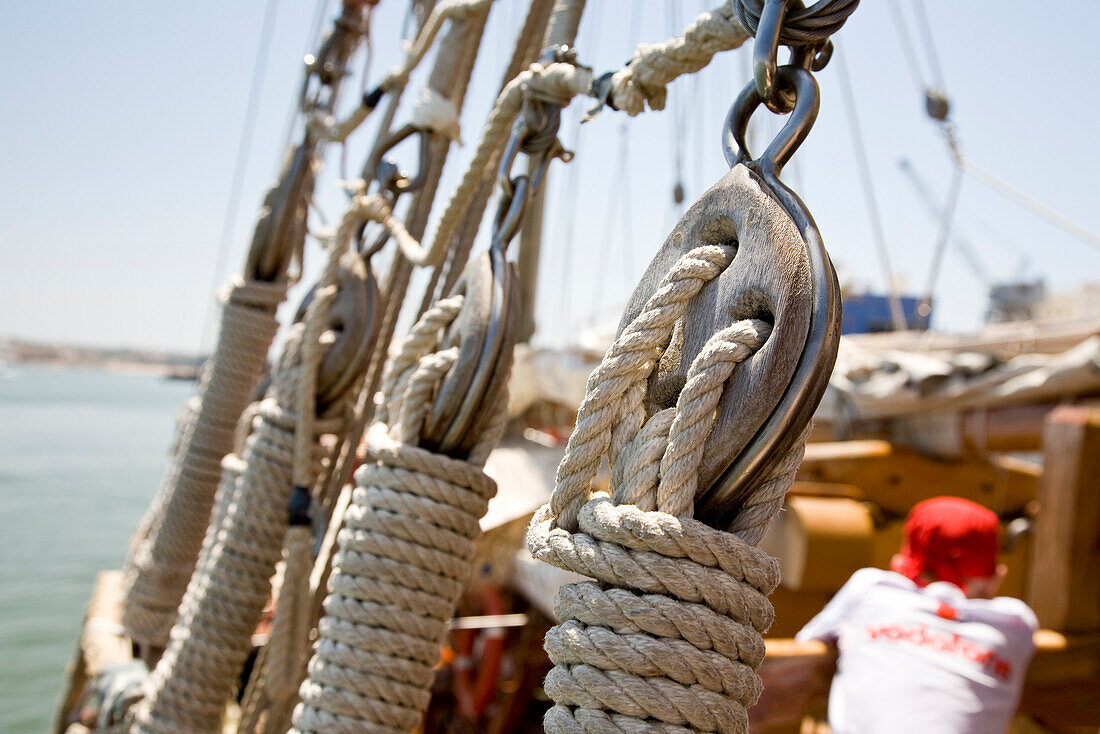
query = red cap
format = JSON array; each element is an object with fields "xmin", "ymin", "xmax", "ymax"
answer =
[{"xmin": 891, "ymin": 497, "xmax": 1000, "ymax": 590}]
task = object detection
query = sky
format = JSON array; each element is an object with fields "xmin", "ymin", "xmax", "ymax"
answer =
[{"xmin": 1, "ymin": 0, "xmax": 1098, "ymax": 354}]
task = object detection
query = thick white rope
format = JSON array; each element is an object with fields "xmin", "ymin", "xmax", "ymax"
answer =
[
  {"xmin": 122, "ymin": 275, "xmax": 287, "ymax": 651},
  {"xmin": 607, "ymin": 2, "xmax": 750, "ymax": 116},
  {"xmin": 291, "ymin": 295, "xmax": 511, "ymax": 734},
  {"xmin": 130, "ymin": 226, "xmax": 364, "ymax": 733},
  {"xmin": 528, "ymin": 244, "xmax": 808, "ymax": 733}
]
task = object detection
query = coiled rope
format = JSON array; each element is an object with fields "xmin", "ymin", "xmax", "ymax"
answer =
[
  {"xmin": 528, "ymin": 244, "xmax": 809, "ymax": 733},
  {"xmin": 130, "ymin": 222, "xmax": 366, "ymax": 734},
  {"xmin": 291, "ymin": 295, "xmax": 512, "ymax": 734},
  {"xmin": 121, "ymin": 271, "xmax": 290, "ymax": 651}
]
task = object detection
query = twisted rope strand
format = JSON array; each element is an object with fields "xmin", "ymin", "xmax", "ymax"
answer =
[
  {"xmin": 291, "ymin": 292, "xmax": 512, "ymax": 733},
  {"xmin": 529, "ymin": 240, "xmax": 811, "ymax": 733}
]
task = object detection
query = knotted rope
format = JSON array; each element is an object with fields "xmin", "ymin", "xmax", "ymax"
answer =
[
  {"xmin": 130, "ymin": 228, "xmax": 365, "ymax": 734},
  {"xmin": 291, "ymin": 295, "xmax": 511, "ymax": 734},
  {"xmin": 607, "ymin": 2, "xmax": 750, "ymax": 116},
  {"xmin": 528, "ymin": 244, "xmax": 809, "ymax": 733}
]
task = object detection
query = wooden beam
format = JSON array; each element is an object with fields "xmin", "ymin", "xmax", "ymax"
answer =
[
  {"xmin": 51, "ymin": 571, "xmax": 133, "ymax": 734},
  {"xmin": 797, "ymin": 440, "xmax": 1039, "ymax": 516},
  {"xmin": 1020, "ymin": 631, "xmax": 1100, "ymax": 730},
  {"xmin": 1026, "ymin": 406, "xmax": 1100, "ymax": 632},
  {"xmin": 760, "ymin": 497, "xmax": 874, "ymax": 593}
]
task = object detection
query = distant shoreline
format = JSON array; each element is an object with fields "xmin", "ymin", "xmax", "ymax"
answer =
[{"xmin": 1, "ymin": 339, "xmax": 205, "ymax": 380}]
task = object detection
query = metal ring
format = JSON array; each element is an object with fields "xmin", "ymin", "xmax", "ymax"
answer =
[{"xmin": 752, "ymin": 0, "xmax": 794, "ymax": 114}]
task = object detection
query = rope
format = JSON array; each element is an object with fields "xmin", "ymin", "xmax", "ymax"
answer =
[
  {"xmin": 417, "ymin": 0, "xmax": 558, "ymax": 314},
  {"xmin": 392, "ymin": 59, "xmax": 593, "ymax": 268},
  {"xmin": 380, "ymin": 0, "xmax": 493, "ymax": 91},
  {"xmin": 201, "ymin": 0, "xmax": 282, "ymax": 351},
  {"xmin": 607, "ymin": 2, "xmax": 750, "ymax": 117},
  {"xmin": 834, "ymin": 44, "xmax": 908, "ymax": 332},
  {"xmin": 130, "ymin": 238, "xmax": 361, "ymax": 734},
  {"xmin": 122, "ymin": 276, "xmax": 287, "ymax": 651},
  {"xmin": 312, "ymin": 0, "xmax": 492, "ymax": 143},
  {"xmin": 291, "ymin": 295, "xmax": 512, "ymax": 734},
  {"xmin": 121, "ymin": 1, "xmax": 368, "ymax": 650},
  {"xmin": 527, "ymin": 244, "xmax": 810, "ymax": 732},
  {"xmin": 237, "ymin": 525, "xmax": 316, "ymax": 734}
]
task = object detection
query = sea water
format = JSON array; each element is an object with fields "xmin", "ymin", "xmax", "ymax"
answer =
[{"xmin": 0, "ymin": 367, "xmax": 192, "ymax": 733}]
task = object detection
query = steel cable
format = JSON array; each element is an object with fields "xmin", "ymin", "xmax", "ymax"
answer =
[{"xmin": 730, "ymin": 0, "xmax": 859, "ymax": 46}]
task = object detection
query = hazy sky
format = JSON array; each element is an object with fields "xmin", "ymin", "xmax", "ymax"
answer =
[{"xmin": 2, "ymin": 1, "xmax": 1098, "ymax": 353}]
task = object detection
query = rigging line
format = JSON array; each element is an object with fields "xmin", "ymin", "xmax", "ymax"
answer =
[
  {"xmin": 898, "ymin": 158, "xmax": 990, "ymax": 286},
  {"xmin": 955, "ymin": 154, "xmax": 1100, "ymax": 253},
  {"xmin": 277, "ymin": 0, "xmax": 334, "ymax": 158},
  {"xmin": 554, "ymin": 109, "xmax": 586, "ymax": 343},
  {"xmin": 834, "ymin": 43, "xmax": 909, "ymax": 331},
  {"xmin": 617, "ymin": 122, "xmax": 636, "ymax": 296},
  {"xmin": 594, "ymin": 122, "xmax": 628, "ymax": 325},
  {"xmin": 885, "ymin": 0, "xmax": 925, "ymax": 97},
  {"xmin": 667, "ymin": 0, "xmax": 686, "ymax": 205},
  {"xmin": 199, "ymin": 0, "xmax": 283, "ymax": 354},
  {"xmin": 910, "ymin": 0, "xmax": 945, "ymax": 91},
  {"xmin": 920, "ymin": 162, "xmax": 964, "ymax": 311}
]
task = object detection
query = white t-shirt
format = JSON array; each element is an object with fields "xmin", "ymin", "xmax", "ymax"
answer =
[{"xmin": 795, "ymin": 568, "xmax": 1038, "ymax": 734}]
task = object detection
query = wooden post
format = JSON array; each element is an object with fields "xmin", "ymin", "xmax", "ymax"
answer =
[{"xmin": 1026, "ymin": 405, "xmax": 1100, "ymax": 632}]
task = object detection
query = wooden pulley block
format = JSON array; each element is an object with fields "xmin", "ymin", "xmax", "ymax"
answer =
[
  {"xmin": 422, "ymin": 247, "xmax": 519, "ymax": 458},
  {"xmin": 620, "ymin": 65, "xmax": 841, "ymax": 530},
  {"xmin": 245, "ymin": 141, "xmax": 316, "ymax": 283},
  {"xmin": 294, "ymin": 251, "xmax": 381, "ymax": 411}
]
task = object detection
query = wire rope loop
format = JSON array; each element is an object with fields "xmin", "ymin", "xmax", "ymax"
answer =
[
  {"xmin": 731, "ymin": 0, "xmax": 860, "ymax": 45},
  {"xmin": 723, "ymin": 65, "xmax": 820, "ymax": 180}
]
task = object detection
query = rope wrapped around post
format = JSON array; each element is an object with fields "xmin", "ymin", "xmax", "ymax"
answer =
[
  {"xmin": 291, "ymin": 294, "xmax": 512, "ymax": 734},
  {"xmin": 130, "ymin": 213, "xmax": 375, "ymax": 733},
  {"xmin": 121, "ymin": 1, "xmax": 370, "ymax": 652},
  {"xmin": 120, "ymin": 191, "xmax": 305, "ymax": 654},
  {"xmin": 527, "ymin": 244, "xmax": 810, "ymax": 733}
]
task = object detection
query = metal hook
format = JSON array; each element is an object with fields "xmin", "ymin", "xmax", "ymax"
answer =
[
  {"xmin": 753, "ymin": 0, "xmax": 797, "ymax": 114},
  {"xmin": 372, "ymin": 124, "xmax": 434, "ymax": 198},
  {"xmin": 723, "ymin": 65, "xmax": 820, "ymax": 180}
]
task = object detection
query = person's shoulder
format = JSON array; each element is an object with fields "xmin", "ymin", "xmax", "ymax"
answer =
[
  {"xmin": 982, "ymin": 596, "xmax": 1040, "ymax": 633},
  {"xmin": 844, "ymin": 567, "xmax": 913, "ymax": 592}
]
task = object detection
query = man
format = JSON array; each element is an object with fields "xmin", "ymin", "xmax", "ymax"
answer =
[{"xmin": 785, "ymin": 496, "xmax": 1038, "ymax": 733}]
